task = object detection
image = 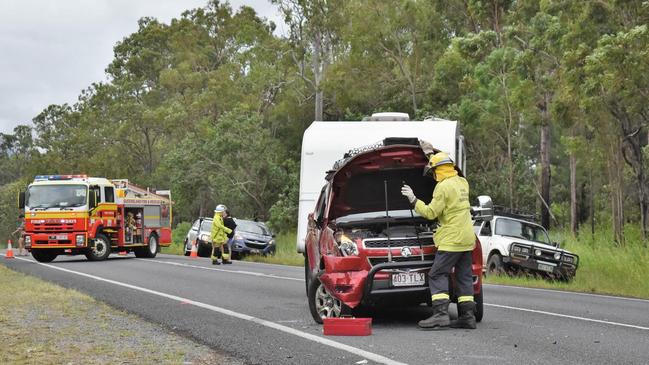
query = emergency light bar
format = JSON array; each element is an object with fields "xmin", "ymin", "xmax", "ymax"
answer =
[{"xmin": 34, "ymin": 174, "xmax": 88, "ymax": 181}]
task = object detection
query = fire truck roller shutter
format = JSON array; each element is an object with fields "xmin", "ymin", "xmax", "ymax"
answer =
[{"xmin": 144, "ymin": 205, "xmax": 161, "ymax": 227}]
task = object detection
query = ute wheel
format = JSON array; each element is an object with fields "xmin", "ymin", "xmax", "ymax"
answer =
[
  {"xmin": 85, "ymin": 233, "xmax": 111, "ymax": 261},
  {"xmin": 31, "ymin": 250, "xmax": 57, "ymax": 263},
  {"xmin": 486, "ymin": 254, "xmax": 504, "ymax": 275},
  {"xmin": 135, "ymin": 234, "xmax": 158, "ymax": 258},
  {"xmin": 475, "ymin": 285, "xmax": 484, "ymax": 322},
  {"xmin": 308, "ymin": 273, "xmax": 350, "ymax": 324}
]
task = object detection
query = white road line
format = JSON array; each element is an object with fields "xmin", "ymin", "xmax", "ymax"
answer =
[
  {"xmin": 158, "ymin": 254, "xmax": 303, "ymax": 270},
  {"xmin": 5, "ymin": 256, "xmax": 407, "ymax": 365},
  {"xmin": 137, "ymin": 258, "xmax": 303, "ymax": 282},
  {"xmin": 484, "ymin": 283, "xmax": 649, "ymax": 303},
  {"xmin": 485, "ymin": 303, "xmax": 649, "ymax": 331}
]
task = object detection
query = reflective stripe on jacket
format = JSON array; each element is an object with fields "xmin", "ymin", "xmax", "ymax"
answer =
[{"xmin": 414, "ymin": 175, "xmax": 475, "ymax": 252}]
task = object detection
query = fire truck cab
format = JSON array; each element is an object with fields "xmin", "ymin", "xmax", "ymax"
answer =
[{"xmin": 19, "ymin": 175, "xmax": 172, "ymax": 263}]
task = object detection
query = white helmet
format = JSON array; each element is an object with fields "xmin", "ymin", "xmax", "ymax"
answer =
[{"xmin": 214, "ymin": 204, "xmax": 227, "ymax": 213}]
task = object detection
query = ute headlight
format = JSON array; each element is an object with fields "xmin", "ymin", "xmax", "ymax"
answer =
[
  {"xmin": 76, "ymin": 234, "xmax": 85, "ymax": 246},
  {"xmin": 511, "ymin": 245, "xmax": 530, "ymax": 255},
  {"xmin": 337, "ymin": 235, "xmax": 358, "ymax": 256},
  {"xmin": 200, "ymin": 234, "xmax": 211, "ymax": 242},
  {"xmin": 554, "ymin": 252, "xmax": 561, "ymax": 260},
  {"xmin": 534, "ymin": 249, "xmax": 542, "ymax": 257}
]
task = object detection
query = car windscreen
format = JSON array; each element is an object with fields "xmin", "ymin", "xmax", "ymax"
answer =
[
  {"xmin": 199, "ymin": 220, "xmax": 213, "ymax": 232},
  {"xmin": 27, "ymin": 184, "xmax": 87, "ymax": 209},
  {"xmin": 236, "ymin": 220, "xmax": 269, "ymax": 235},
  {"xmin": 495, "ymin": 218, "xmax": 550, "ymax": 244}
]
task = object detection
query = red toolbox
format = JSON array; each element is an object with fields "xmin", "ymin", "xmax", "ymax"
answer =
[{"xmin": 323, "ymin": 317, "xmax": 372, "ymax": 336}]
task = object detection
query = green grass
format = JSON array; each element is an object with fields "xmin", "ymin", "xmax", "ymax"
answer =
[
  {"xmin": 161, "ymin": 221, "xmax": 191, "ymax": 255},
  {"xmin": 484, "ymin": 226, "xmax": 649, "ymax": 299},
  {"xmin": 242, "ymin": 231, "xmax": 303, "ymax": 266}
]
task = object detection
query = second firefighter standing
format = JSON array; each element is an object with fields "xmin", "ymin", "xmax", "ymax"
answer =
[{"xmin": 211, "ymin": 204, "xmax": 232, "ymax": 265}]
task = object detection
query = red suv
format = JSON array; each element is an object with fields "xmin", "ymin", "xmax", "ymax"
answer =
[{"xmin": 304, "ymin": 138, "xmax": 486, "ymax": 323}]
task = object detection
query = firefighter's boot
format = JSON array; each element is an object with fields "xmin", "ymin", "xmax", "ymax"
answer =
[
  {"xmin": 450, "ymin": 301, "xmax": 477, "ymax": 329},
  {"xmin": 418, "ymin": 299, "xmax": 450, "ymax": 330},
  {"xmin": 222, "ymin": 245, "xmax": 232, "ymax": 264}
]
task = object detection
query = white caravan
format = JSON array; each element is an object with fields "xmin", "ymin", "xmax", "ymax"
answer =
[{"xmin": 296, "ymin": 112, "xmax": 466, "ymax": 253}]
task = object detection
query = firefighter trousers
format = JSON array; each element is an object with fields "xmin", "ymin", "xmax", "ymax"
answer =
[{"xmin": 428, "ymin": 250, "xmax": 473, "ymax": 301}]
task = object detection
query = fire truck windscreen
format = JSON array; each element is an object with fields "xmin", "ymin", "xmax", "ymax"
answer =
[{"xmin": 27, "ymin": 184, "xmax": 87, "ymax": 209}]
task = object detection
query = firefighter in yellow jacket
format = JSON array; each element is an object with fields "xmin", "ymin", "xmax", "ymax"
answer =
[
  {"xmin": 211, "ymin": 204, "xmax": 233, "ymax": 265},
  {"xmin": 401, "ymin": 152, "xmax": 476, "ymax": 330}
]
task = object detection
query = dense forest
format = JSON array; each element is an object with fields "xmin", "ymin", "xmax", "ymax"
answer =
[{"xmin": 1, "ymin": 0, "xmax": 648, "ymax": 247}]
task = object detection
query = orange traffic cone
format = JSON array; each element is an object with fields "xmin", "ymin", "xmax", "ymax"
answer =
[
  {"xmin": 5, "ymin": 239, "xmax": 15, "ymax": 259},
  {"xmin": 190, "ymin": 240, "xmax": 198, "ymax": 258}
]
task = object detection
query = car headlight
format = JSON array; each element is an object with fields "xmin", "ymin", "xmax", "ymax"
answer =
[
  {"xmin": 337, "ymin": 235, "xmax": 358, "ymax": 256},
  {"xmin": 268, "ymin": 239, "xmax": 275, "ymax": 246},
  {"xmin": 235, "ymin": 233, "xmax": 243, "ymax": 240},
  {"xmin": 534, "ymin": 249, "xmax": 542, "ymax": 256},
  {"xmin": 24, "ymin": 236, "xmax": 31, "ymax": 246},
  {"xmin": 554, "ymin": 252, "xmax": 561, "ymax": 260},
  {"xmin": 200, "ymin": 234, "xmax": 211, "ymax": 242},
  {"xmin": 76, "ymin": 234, "xmax": 85, "ymax": 246}
]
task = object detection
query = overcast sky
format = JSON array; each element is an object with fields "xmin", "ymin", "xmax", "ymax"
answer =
[{"xmin": 0, "ymin": 0, "xmax": 283, "ymax": 134}]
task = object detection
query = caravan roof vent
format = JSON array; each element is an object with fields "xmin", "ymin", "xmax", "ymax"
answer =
[{"xmin": 365, "ymin": 112, "xmax": 410, "ymax": 121}]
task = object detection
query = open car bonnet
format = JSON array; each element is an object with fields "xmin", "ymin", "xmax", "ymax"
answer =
[{"xmin": 327, "ymin": 139, "xmax": 462, "ymax": 220}]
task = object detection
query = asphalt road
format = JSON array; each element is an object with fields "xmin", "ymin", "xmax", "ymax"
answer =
[{"xmin": 2, "ymin": 252, "xmax": 649, "ymax": 365}]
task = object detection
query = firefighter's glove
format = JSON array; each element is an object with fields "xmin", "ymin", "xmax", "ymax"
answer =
[{"xmin": 401, "ymin": 185, "xmax": 417, "ymax": 205}]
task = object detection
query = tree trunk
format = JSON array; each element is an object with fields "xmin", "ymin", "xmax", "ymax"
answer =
[
  {"xmin": 312, "ymin": 31, "xmax": 324, "ymax": 121},
  {"xmin": 570, "ymin": 152, "xmax": 578, "ymax": 236},
  {"xmin": 608, "ymin": 139, "xmax": 625, "ymax": 246},
  {"xmin": 539, "ymin": 114, "xmax": 551, "ymax": 230}
]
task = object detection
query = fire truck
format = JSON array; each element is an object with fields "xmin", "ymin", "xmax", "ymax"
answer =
[{"xmin": 18, "ymin": 175, "xmax": 172, "ymax": 263}]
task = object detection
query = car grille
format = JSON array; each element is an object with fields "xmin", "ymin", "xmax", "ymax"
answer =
[
  {"xmin": 363, "ymin": 236, "xmax": 433, "ymax": 249},
  {"xmin": 368, "ymin": 254, "xmax": 435, "ymax": 266},
  {"xmin": 32, "ymin": 222, "xmax": 75, "ymax": 233},
  {"xmin": 245, "ymin": 240, "xmax": 267, "ymax": 249}
]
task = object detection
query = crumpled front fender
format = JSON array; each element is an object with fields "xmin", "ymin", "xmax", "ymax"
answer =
[{"xmin": 320, "ymin": 255, "xmax": 368, "ymax": 309}]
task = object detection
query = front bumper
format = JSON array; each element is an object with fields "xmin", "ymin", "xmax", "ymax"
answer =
[
  {"xmin": 231, "ymin": 239, "xmax": 275, "ymax": 255},
  {"xmin": 505, "ymin": 254, "xmax": 578, "ymax": 277},
  {"xmin": 26, "ymin": 232, "xmax": 87, "ymax": 249}
]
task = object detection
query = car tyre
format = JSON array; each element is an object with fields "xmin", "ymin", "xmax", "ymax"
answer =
[
  {"xmin": 486, "ymin": 253, "xmax": 504, "ymax": 275},
  {"xmin": 183, "ymin": 240, "xmax": 190, "ymax": 256},
  {"xmin": 308, "ymin": 273, "xmax": 350, "ymax": 324},
  {"xmin": 31, "ymin": 249, "xmax": 57, "ymax": 263},
  {"xmin": 474, "ymin": 285, "xmax": 484, "ymax": 322},
  {"xmin": 85, "ymin": 233, "xmax": 111, "ymax": 261}
]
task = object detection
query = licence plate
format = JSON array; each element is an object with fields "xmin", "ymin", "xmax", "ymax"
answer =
[
  {"xmin": 250, "ymin": 249, "xmax": 261, "ymax": 254},
  {"xmin": 49, "ymin": 235, "xmax": 67, "ymax": 240},
  {"xmin": 391, "ymin": 272, "xmax": 426, "ymax": 287},
  {"xmin": 538, "ymin": 263, "xmax": 555, "ymax": 273}
]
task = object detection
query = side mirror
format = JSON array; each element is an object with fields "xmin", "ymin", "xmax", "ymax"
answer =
[
  {"xmin": 18, "ymin": 192, "xmax": 25, "ymax": 209},
  {"xmin": 472, "ymin": 195, "xmax": 493, "ymax": 221},
  {"xmin": 89, "ymin": 191, "xmax": 98, "ymax": 210}
]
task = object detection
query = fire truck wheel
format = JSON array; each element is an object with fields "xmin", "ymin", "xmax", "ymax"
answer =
[
  {"xmin": 86, "ymin": 233, "xmax": 111, "ymax": 261},
  {"xmin": 31, "ymin": 250, "xmax": 57, "ymax": 263},
  {"xmin": 135, "ymin": 234, "xmax": 158, "ymax": 258}
]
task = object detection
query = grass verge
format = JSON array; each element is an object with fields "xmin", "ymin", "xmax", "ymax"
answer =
[
  {"xmin": 0, "ymin": 264, "xmax": 240, "ymax": 365},
  {"xmin": 242, "ymin": 231, "xmax": 303, "ymax": 266},
  {"xmin": 484, "ymin": 227, "xmax": 649, "ymax": 299}
]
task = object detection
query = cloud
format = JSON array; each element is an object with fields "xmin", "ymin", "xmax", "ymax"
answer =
[{"xmin": 0, "ymin": 0, "xmax": 282, "ymax": 134}]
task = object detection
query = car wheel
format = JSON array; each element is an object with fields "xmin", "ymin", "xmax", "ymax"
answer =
[
  {"xmin": 486, "ymin": 253, "xmax": 504, "ymax": 275},
  {"xmin": 135, "ymin": 234, "xmax": 158, "ymax": 258},
  {"xmin": 474, "ymin": 285, "xmax": 484, "ymax": 322},
  {"xmin": 31, "ymin": 249, "xmax": 57, "ymax": 263},
  {"xmin": 308, "ymin": 273, "xmax": 349, "ymax": 324},
  {"xmin": 85, "ymin": 233, "xmax": 111, "ymax": 261},
  {"xmin": 183, "ymin": 240, "xmax": 190, "ymax": 256}
]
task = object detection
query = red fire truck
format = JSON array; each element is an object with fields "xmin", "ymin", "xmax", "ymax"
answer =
[{"xmin": 19, "ymin": 175, "xmax": 172, "ymax": 263}]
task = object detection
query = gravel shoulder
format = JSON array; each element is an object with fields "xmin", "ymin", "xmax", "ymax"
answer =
[{"xmin": 0, "ymin": 264, "xmax": 243, "ymax": 365}]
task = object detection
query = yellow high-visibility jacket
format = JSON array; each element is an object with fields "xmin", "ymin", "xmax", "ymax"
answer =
[
  {"xmin": 414, "ymin": 175, "xmax": 475, "ymax": 252},
  {"xmin": 211, "ymin": 213, "xmax": 232, "ymax": 245}
]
